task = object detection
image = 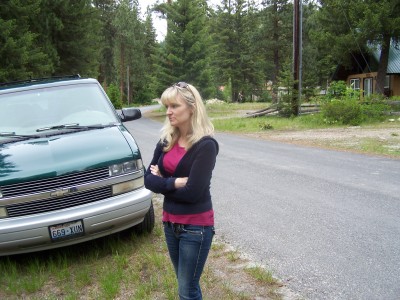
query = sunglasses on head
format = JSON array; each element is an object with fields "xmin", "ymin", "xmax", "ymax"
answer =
[
  {"xmin": 173, "ymin": 82, "xmax": 195, "ymax": 99},
  {"xmin": 173, "ymin": 82, "xmax": 189, "ymax": 89}
]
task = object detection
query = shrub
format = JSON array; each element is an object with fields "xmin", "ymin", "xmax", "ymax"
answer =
[
  {"xmin": 322, "ymin": 99, "xmax": 362, "ymax": 125},
  {"xmin": 133, "ymin": 88, "xmax": 153, "ymax": 105},
  {"xmin": 258, "ymin": 122, "xmax": 273, "ymax": 130},
  {"xmin": 360, "ymin": 94, "xmax": 391, "ymax": 121},
  {"xmin": 361, "ymin": 102, "xmax": 390, "ymax": 121},
  {"xmin": 214, "ymin": 88, "xmax": 227, "ymax": 101},
  {"xmin": 258, "ymin": 91, "xmax": 272, "ymax": 103},
  {"xmin": 326, "ymin": 81, "xmax": 347, "ymax": 99},
  {"xmin": 106, "ymin": 83, "xmax": 122, "ymax": 109}
]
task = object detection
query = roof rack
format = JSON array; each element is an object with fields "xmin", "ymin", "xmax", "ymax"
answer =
[{"xmin": 0, "ymin": 74, "xmax": 81, "ymax": 88}]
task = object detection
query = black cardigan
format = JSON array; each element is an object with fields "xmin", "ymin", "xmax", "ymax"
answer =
[{"xmin": 144, "ymin": 136, "xmax": 219, "ymax": 215}]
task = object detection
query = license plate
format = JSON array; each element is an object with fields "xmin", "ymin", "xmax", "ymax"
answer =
[{"xmin": 49, "ymin": 220, "xmax": 84, "ymax": 241}]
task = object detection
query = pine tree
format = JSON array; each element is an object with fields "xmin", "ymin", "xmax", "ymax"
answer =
[
  {"xmin": 0, "ymin": 0, "xmax": 51, "ymax": 81},
  {"xmin": 257, "ymin": 0, "xmax": 292, "ymax": 87},
  {"xmin": 212, "ymin": 0, "xmax": 263, "ymax": 102},
  {"xmin": 93, "ymin": 0, "xmax": 118, "ymax": 88},
  {"xmin": 59, "ymin": 0, "xmax": 100, "ymax": 76},
  {"xmin": 158, "ymin": 0, "xmax": 213, "ymax": 98},
  {"xmin": 143, "ymin": 10, "xmax": 160, "ymax": 101},
  {"xmin": 300, "ymin": 2, "xmax": 326, "ymax": 94},
  {"xmin": 113, "ymin": 0, "xmax": 151, "ymax": 104}
]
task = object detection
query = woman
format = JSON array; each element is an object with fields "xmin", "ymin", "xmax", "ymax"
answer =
[{"xmin": 144, "ymin": 82, "xmax": 218, "ymax": 300}]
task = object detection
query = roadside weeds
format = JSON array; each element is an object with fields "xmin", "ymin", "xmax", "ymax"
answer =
[{"xmin": 0, "ymin": 195, "xmax": 292, "ymax": 300}]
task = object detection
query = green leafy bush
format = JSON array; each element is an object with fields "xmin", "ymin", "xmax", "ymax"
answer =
[
  {"xmin": 258, "ymin": 91, "xmax": 272, "ymax": 103},
  {"xmin": 258, "ymin": 122, "xmax": 273, "ymax": 130},
  {"xmin": 214, "ymin": 88, "xmax": 227, "ymax": 101},
  {"xmin": 359, "ymin": 95, "xmax": 391, "ymax": 121},
  {"xmin": 322, "ymin": 84, "xmax": 366, "ymax": 125},
  {"xmin": 361, "ymin": 102, "xmax": 390, "ymax": 121},
  {"xmin": 326, "ymin": 81, "xmax": 347, "ymax": 99},
  {"xmin": 106, "ymin": 83, "xmax": 122, "ymax": 109},
  {"xmin": 277, "ymin": 90, "xmax": 298, "ymax": 117},
  {"xmin": 322, "ymin": 99, "xmax": 362, "ymax": 125},
  {"xmin": 322, "ymin": 88, "xmax": 392, "ymax": 125},
  {"xmin": 133, "ymin": 88, "xmax": 154, "ymax": 105}
]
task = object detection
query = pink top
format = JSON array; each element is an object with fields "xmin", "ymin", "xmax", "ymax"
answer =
[
  {"xmin": 162, "ymin": 143, "xmax": 214, "ymax": 226},
  {"xmin": 163, "ymin": 142, "xmax": 187, "ymax": 174}
]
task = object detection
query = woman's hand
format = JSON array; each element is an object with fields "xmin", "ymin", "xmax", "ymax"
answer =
[
  {"xmin": 150, "ymin": 165, "xmax": 162, "ymax": 177},
  {"xmin": 150, "ymin": 165, "xmax": 187, "ymax": 188},
  {"xmin": 174, "ymin": 177, "xmax": 188, "ymax": 189}
]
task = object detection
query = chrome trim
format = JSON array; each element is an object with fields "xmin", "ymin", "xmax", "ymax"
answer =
[
  {"xmin": 0, "ymin": 169, "xmax": 144, "ymax": 206},
  {"xmin": 0, "ymin": 187, "xmax": 153, "ymax": 256},
  {"xmin": 50, "ymin": 188, "xmax": 72, "ymax": 198}
]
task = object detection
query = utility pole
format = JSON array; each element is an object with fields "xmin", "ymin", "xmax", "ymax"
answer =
[
  {"xmin": 293, "ymin": 0, "xmax": 302, "ymax": 115},
  {"xmin": 127, "ymin": 65, "xmax": 130, "ymax": 106}
]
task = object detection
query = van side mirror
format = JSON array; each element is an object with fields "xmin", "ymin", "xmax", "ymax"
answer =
[{"xmin": 120, "ymin": 108, "xmax": 142, "ymax": 122}]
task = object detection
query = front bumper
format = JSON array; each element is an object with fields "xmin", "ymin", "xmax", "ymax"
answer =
[{"xmin": 0, "ymin": 187, "xmax": 152, "ymax": 256}]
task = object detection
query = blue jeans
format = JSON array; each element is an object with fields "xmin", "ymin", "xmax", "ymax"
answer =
[{"xmin": 163, "ymin": 222, "xmax": 215, "ymax": 300}]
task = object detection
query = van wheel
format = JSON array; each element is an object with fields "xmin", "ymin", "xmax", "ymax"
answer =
[{"xmin": 135, "ymin": 201, "xmax": 155, "ymax": 234}]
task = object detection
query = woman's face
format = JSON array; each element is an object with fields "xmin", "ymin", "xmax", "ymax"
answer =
[{"xmin": 165, "ymin": 96, "xmax": 192, "ymax": 130}]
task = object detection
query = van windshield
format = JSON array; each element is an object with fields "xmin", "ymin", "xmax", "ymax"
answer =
[{"xmin": 0, "ymin": 83, "xmax": 119, "ymax": 136}]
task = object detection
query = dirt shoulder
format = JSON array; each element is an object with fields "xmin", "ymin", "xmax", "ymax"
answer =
[{"xmin": 239, "ymin": 125, "xmax": 400, "ymax": 158}]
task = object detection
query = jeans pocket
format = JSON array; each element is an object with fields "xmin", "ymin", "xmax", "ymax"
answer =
[
  {"xmin": 183, "ymin": 225, "xmax": 215, "ymax": 237},
  {"xmin": 183, "ymin": 226, "xmax": 203, "ymax": 236}
]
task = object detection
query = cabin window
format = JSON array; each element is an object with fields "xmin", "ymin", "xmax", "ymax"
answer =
[
  {"xmin": 384, "ymin": 75, "xmax": 391, "ymax": 97},
  {"xmin": 384, "ymin": 75, "xmax": 390, "ymax": 89},
  {"xmin": 350, "ymin": 78, "xmax": 360, "ymax": 91},
  {"xmin": 363, "ymin": 77, "xmax": 373, "ymax": 96}
]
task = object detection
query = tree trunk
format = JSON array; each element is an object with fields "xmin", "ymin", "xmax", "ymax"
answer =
[
  {"xmin": 375, "ymin": 34, "xmax": 391, "ymax": 95},
  {"xmin": 292, "ymin": 0, "xmax": 300, "ymax": 115},
  {"xmin": 272, "ymin": 2, "xmax": 279, "ymax": 84},
  {"xmin": 119, "ymin": 42, "xmax": 125, "ymax": 102}
]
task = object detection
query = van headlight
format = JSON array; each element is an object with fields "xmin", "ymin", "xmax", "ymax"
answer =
[{"xmin": 109, "ymin": 159, "xmax": 143, "ymax": 176}]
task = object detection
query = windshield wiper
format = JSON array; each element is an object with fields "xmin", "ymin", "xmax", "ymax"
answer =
[
  {"xmin": 36, "ymin": 123, "xmax": 110, "ymax": 132},
  {"xmin": 36, "ymin": 123, "xmax": 79, "ymax": 132},
  {"xmin": 0, "ymin": 132, "xmax": 41, "ymax": 139}
]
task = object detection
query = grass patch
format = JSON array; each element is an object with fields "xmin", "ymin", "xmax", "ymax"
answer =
[
  {"xmin": 360, "ymin": 138, "xmax": 400, "ymax": 155},
  {"xmin": 226, "ymin": 250, "xmax": 241, "ymax": 262},
  {"xmin": 0, "ymin": 200, "xmax": 174, "ymax": 299},
  {"xmin": 0, "ymin": 197, "xmax": 282, "ymax": 299},
  {"xmin": 246, "ymin": 266, "xmax": 277, "ymax": 285},
  {"xmin": 206, "ymin": 102, "xmax": 268, "ymax": 118},
  {"xmin": 212, "ymin": 113, "xmax": 329, "ymax": 133}
]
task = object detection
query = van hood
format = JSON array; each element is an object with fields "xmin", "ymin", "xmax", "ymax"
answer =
[{"xmin": 0, "ymin": 126, "xmax": 139, "ymax": 186}]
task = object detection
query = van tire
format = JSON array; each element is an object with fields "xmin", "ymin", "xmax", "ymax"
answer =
[{"xmin": 135, "ymin": 201, "xmax": 155, "ymax": 234}]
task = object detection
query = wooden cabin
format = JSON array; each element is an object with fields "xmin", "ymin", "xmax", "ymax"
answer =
[{"xmin": 332, "ymin": 43, "xmax": 400, "ymax": 97}]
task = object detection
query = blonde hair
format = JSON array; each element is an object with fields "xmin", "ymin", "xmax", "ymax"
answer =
[{"xmin": 160, "ymin": 83, "xmax": 214, "ymax": 151}]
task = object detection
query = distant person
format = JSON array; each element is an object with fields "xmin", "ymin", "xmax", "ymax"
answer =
[
  {"xmin": 144, "ymin": 82, "xmax": 218, "ymax": 299},
  {"xmin": 238, "ymin": 91, "xmax": 243, "ymax": 102}
]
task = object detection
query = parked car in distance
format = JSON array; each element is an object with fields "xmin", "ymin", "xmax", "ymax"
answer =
[{"xmin": 0, "ymin": 75, "xmax": 154, "ymax": 256}]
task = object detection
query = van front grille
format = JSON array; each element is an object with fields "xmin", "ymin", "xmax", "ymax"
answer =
[
  {"xmin": 1, "ymin": 167, "xmax": 110, "ymax": 198},
  {"xmin": 6, "ymin": 186, "xmax": 112, "ymax": 217}
]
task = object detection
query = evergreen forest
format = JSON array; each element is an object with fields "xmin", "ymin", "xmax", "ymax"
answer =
[{"xmin": 1, "ymin": 0, "xmax": 399, "ymax": 108}]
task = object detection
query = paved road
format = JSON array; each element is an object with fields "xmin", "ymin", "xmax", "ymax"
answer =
[{"xmin": 126, "ymin": 113, "xmax": 400, "ymax": 300}]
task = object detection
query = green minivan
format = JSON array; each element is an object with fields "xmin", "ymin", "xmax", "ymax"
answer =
[{"xmin": 0, "ymin": 76, "xmax": 154, "ymax": 256}]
